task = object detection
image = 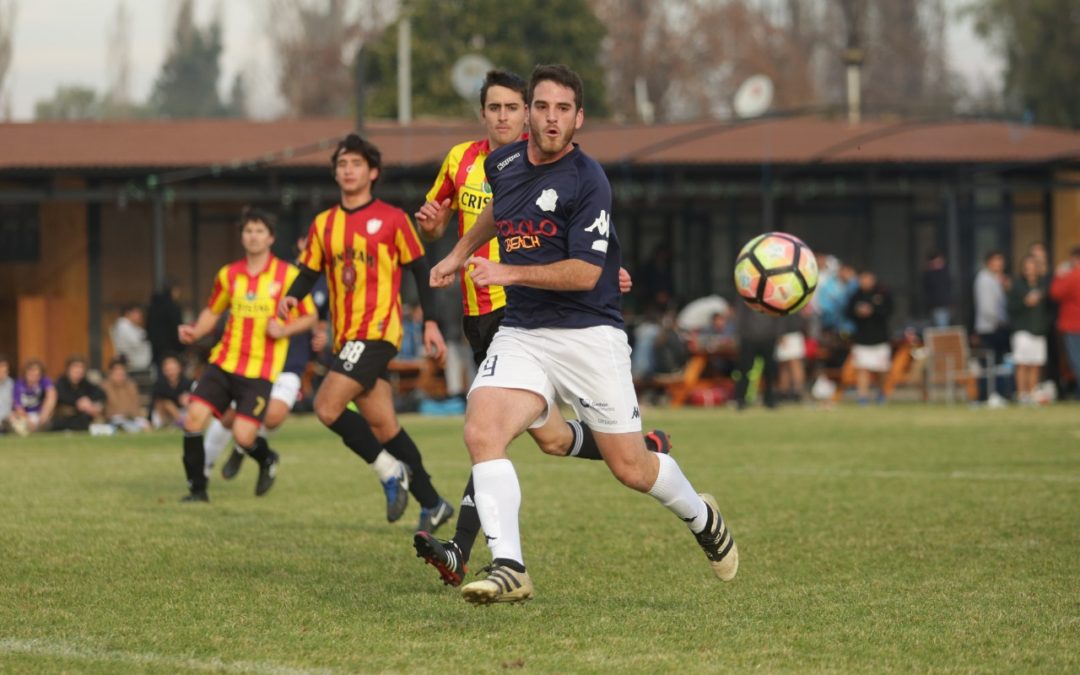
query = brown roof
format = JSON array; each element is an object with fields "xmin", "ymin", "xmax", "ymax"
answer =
[{"xmin": 1, "ymin": 115, "xmax": 1078, "ymax": 171}]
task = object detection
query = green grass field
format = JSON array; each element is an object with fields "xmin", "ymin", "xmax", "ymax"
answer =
[{"xmin": 1, "ymin": 404, "xmax": 1078, "ymax": 673}]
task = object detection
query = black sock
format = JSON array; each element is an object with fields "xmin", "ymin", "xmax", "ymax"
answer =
[
  {"xmin": 452, "ymin": 475, "xmax": 481, "ymax": 563},
  {"xmin": 327, "ymin": 409, "xmax": 382, "ymax": 464},
  {"xmin": 246, "ymin": 436, "xmax": 270, "ymax": 464},
  {"xmin": 384, "ymin": 428, "xmax": 439, "ymax": 509},
  {"xmin": 567, "ymin": 420, "xmax": 603, "ymax": 460},
  {"xmin": 492, "ymin": 557, "xmax": 526, "ymax": 573},
  {"xmin": 183, "ymin": 432, "xmax": 207, "ymax": 493}
]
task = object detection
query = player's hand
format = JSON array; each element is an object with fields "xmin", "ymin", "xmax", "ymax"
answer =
[
  {"xmin": 619, "ymin": 267, "xmax": 633, "ymax": 294},
  {"xmin": 430, "ymin": 255, "xmax": 461, "ymax": 288},
  {"xmin": 467, "ymin": 256, "xmax": 510, "ymax": 288},
  {"xmin": 277, "ymin": 296, "xmax": 299, "ymax": 320},
  {"xmin": 311, "ymin": 324, "xmax": 328, "ymax": 352},
  {"xmin": 266, "ymin": 320, "xmax": 287, "ymax": 339},
  {"xmin": 415, "ymin": 198, "xmax": 451, "ymax": 237},
  {"xmin": 178, "ymin": 324, "xmax": 197, "ymax": 345},
  {"xmin": 423, "ymin": 320, "xmax": 447, "ymax": 364}
]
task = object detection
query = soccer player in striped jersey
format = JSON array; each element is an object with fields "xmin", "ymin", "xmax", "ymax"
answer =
[
  {"xmin": 411, "ymin": 70, "xmax": 671, "ymax": 588},
  {"xmin": 279, "ymin": 133, "xmax": 455, "ymax": 533},
  {"xmin": 177, "ymin": 208, "xmax": 317, "ymax": 502}
]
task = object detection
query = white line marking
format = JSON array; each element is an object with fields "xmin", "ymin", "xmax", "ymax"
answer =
[
  {"xmin": 0, "ymin": 637, "xmax": 340, "ymax": 675},
  {"xmin": 733, "ymin": 467, "xmax": 1080, "ymax": 484}
]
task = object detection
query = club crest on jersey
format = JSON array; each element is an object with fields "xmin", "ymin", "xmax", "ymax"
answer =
[
  {"xmin": 268, "ymin": 281, "xmax": 281, "ymax": 297},
  {"xmin": 536, "ymin": 189, "xmax": 558, "ymax": 212},
  {"xmin": 366, "ymin": 218, "xmax": 383, "ymax": 235}
]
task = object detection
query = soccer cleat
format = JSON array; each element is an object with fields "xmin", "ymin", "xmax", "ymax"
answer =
[
  {"xmin": 644, "ymin": 429, "xmax": 672, "ymax": 454},
  {"xmin": 413, "ymin": 531, "xmax": 467, "ymax": 587},
  {"xmin": 461, "ymin": 563, "xmax": 535, "ymax": 605},
  {"xmin": 221, "ymin": 448, "xmax": 245, "ymax": 480},
  {"xmin": 255, "ymin": 451, "xmax": 280, "ymax": 497},
  {"xmin": 381, "ymin": 461, "xmax": 411, "ymax": 522},
  {"xmin": 695, "ymin": 493, "xmax": 738, "ymax": 581},
  {"xmin": 180, "ymin": 490, "xmax": 209, "ymax": 503},
  {"xmin": 417, "ymin": 498, "xmax": 455, "ymax": 534}
]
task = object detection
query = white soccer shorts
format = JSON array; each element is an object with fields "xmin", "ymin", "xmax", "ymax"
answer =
[
  {"xmin": 469, "ymin": 325, "xmax": 643, "ymax": 433},
  {"xmin": 1011, "ymin": 331, "xmax": 1047, "ymax": 366},
  {"xmin": 851, "ymin": 343, "xmax": 892, "ymax": 373},
  {"xmin": 270, "ymin": 371, "xmax": 302, "ymax": 409}
]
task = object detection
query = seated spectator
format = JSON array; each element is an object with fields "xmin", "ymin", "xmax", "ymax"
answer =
[
  {"xmin": 151, "ymin": 354, "xmax": 192, "ymax": 429},
  {"xmin": 102, "ymin": 358, "xmax": 150, "ymax": 432},
  {"xmin": 51, "ymin": 356, "xmax": 106, "ymax": 432},
  {"xmin": 688, "ymin": 310, "xmax": 737, "ymax": 378},
  {"xmin": 9, "ymin": 359, "xmax": 57, "ymax": 436},
  {"xmin": 0, "ymin": 354, "xmax": 13, "ymax": 433},
  {"xmin": 652, "ymin": 309, "xmax": 689, "ymax": 376},
  {"xmin": 398, "ymin": 304, "xmax": 425, "ymax": 361},
  {"xmin": 111, "ymin": 305, "xmax": 153, "ymax": 374}
]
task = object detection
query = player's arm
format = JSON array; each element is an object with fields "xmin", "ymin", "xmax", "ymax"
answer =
[
  {"xmin": 267, "ymin": 309, "xmax": 318, "ymax": 339},
  {"xmin": 468, "ymin": 256, "xmax": 602, "ymax": 292},
  {"xmin": 415, "ymin": 198, "xmax": 453, "ymax": 242},
  {"xmin": 430, "ymin": 203, "xmax": 498, "ymax": 288},
  {"xmin": 179, "ymin": 307, "xmax": 223, "ymax": 344},
  {"xmin": 279, "ymin": 266, "xmax": 320, "ymax": 319},
  {"xmin": 406, "ymin": 257, "xmax": 447, "ymax": 362}
]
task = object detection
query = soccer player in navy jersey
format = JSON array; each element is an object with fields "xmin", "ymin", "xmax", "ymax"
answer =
[{"xmin": 430, "ymin": 64, "xmax": 739, "ymax": 604}]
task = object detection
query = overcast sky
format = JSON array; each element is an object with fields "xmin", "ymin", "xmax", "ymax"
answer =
[{"xmin": 3, "ymin": 0, "xmax": 1004, "ymax": 121}]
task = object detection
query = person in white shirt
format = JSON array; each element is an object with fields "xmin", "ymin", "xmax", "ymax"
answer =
[{"xmin": 111, "ymin": 305, "xmax": 153, "ymax": 373}]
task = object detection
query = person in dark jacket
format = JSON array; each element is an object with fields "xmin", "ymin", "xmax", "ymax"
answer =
[
  {"xmin": 147, "ymin": 280, "xmax": 184, "ymax": 371},
  {"xmin": 1007, "ymin": 255, "xmax": 1052, "ymax": 403},
  {"xmin": 922, "ymin": 250, "xmax": 953, "ymax": 327},
  {"xmin": 846, "ymin": 270, "xmax": 894, "ymax": 404},
  {"xmin": 51, "ymin": 356, "xmax": 105, "ymax": 431},
  {"xmin": 733, "ymin": 300, "xmax": 785, "ymax": 409}
]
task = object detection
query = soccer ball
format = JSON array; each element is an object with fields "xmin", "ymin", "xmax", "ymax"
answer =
[{"xmin": 733, "ymin": 232, "xmax": 818, "ymax": 316}]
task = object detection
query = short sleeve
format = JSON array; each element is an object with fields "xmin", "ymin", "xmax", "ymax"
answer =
[
  {"xmin": 298, "ymin": 215, "xmax": 326, "ymax": 273},
  {"xmin": 395, "ymin": 213, "xmax": 426, "ymax": 265},
  {"xmin": 426, "ymin": 148, "xmax": 459, "ymax": 210},
  {"xmin": 207, "ymin": 266, "xmax": 231, "ymax": 314},
  {"xmin": 565, "ymin": 165, "xmax": 613, "ymax": 267}
]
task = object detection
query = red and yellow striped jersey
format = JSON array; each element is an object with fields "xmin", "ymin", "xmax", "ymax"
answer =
[
  {"xmin": 206, "ymin": 257, "xmax": 316, "ymax": 381},
  {"xmin": 426, "ymin": 139, "xmax": 507, "ymax": 316},
  {"xmin": 299, "ymin": 200, "xmax": 424, "ymax": 352}
]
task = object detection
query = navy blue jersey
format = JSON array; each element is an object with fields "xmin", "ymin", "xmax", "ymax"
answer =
[{"xmin": 484, "ymin": 140, "xmax": 623, "ymax": 329}]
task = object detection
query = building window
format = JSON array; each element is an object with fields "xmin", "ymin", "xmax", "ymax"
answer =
[{"xmin": 0, "ymin": 205, "xmax": 40, "ymax": 262}]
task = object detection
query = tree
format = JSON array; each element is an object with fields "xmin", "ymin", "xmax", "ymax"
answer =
[
  {"xmin": 34, "ymin": 85, "xmax": 101, "ymax": 120},
  {"xmin": 0, "ymin": 0, "xmax": 15, "ymax": 118},
  {"xmin": 267, "ymin": 0, "xmax": 394, "ymax": 118},
  {"xmin": 148, "ymin": 0, "xmax": 227, "ymax": 118},
  {"xmin": 967, "ymin": 0, "xmax": 1080, "ymax": 128},
  {"xmin": 364, "ymin": 0, "xmax": 609, "ymax": 119},
  {"xmin": 103, "ymin": 0, "xmax": 135, "ymax": 118}
]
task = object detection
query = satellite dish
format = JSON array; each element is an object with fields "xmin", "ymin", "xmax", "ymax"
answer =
[
  {"xmin": 451, "ymin": 54, "xmax": 495, "ymax": 101},
  {"xmin": 733, "ymin": 75, "xmax": 774, "ymax": 119}
]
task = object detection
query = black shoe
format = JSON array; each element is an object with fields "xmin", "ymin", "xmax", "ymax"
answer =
[
  {"xmin": 644, "ymin": 429, "xmax": 672, "ymax": 454},
  {"xmin": 414, "ymin": 531, "xmax": 467, "ymax": 587},
  {"xmin": 255, "ymin": 451, "xmax": 280, "ymax": 497},
  {"xmin": 221, "ymin": 448, "xmax": 245, "ymax": 480},
  {"xmin": 381, "ymin": 462, "xmax": 411, "ymax": 522},
  {"xmin": 180, "ymin": 490, "xmax": 209, "ymax": 503},
  {"xmin": 417, "ymin": 498, "xmax": 455, "ymax": 534}
]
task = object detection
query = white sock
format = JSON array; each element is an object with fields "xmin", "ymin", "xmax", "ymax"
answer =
[
  {"xmin": 647, "ymin": 453, "xmax": 709, "ymax": 533},
  {"xmin": 472, "ymin": 458, "xmax": 523, "ymax": 566},
  {"xmin": 203, "ymin": 418, "xmax": 233, "ymax": 468},
  {"xmin": 370, "ymin": 450, "xmax": 399, "ymax": 482}
]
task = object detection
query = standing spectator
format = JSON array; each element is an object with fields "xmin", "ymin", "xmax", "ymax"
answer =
[
  {"xmin": 774, "ymin": 311, "xmax": 809, "ymax": 402},
  {"xmin": 733, "ymin": 300, "xmax": 784, "ymax": 409},
  {"xmin": 151, "ymin": 354, "xmax": 192, "ymax": 429},
  {"xmin": 1049, "ymin": 246, "xmax": 1080, "ymax": 397},
  {"xmin": 1028, "ymin": 242, "xmax": 1050, "ymax": 281},
  {"xmin": 973, "ymin": 251, "xmax": 1012, "ymax": 401},
  {"xmin": 638, "ymin": 243, "xmax": 676, "ymax": 310},
  {"xmin": 110, "ymin": 305, "xmax": 153, "ymax": 373},
  {"xmin": 147, "ymin": 280, "xmax": 184, "ymax": 371},
  {"xmin": 102, "ymin": 358, "xmax": 150, "ymax": 432},
  {"xmin": 846, "ymin": 270, "xmax": 894, "ymax": 404},
  {"xmin": 922, "ymin": 250, "xmax": 953, "ymax": 327},
  {"xmin": 1007, "ymin": 255, "xmax": 1052, "ymax": 404},
  {"xmin": 0, "ymin": 355, "xmax": 13, "ymax": 433},
  {"xmin": 51, "ymin": 356, "xmax": 105, "ymax": 432},
  {"xmin": 9, "ymin": 359, "xmax": 57, "ymax": 436},
  {"xmin": 816, "ymin": 259, "xmax": 858, "ymax": 337}
]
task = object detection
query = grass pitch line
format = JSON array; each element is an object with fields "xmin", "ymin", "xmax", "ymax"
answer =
[
  {"xmin": 0, "ymin": 638, "xmax": 339, "ymax": 675},
  {"xmin": 734, "ymin": 467, "xmax": 1080, "ymax": 484}
]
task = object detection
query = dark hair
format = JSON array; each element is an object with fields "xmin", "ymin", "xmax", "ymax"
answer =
[
  {"xmin": 331, "ymin": 133, "xmax": 382, "ymax": 183},
  {"xmin": 121, "ymin": 303, "xmax": 142, "ymax": 315},
  {"xmin": 984, "ymin": 250, "xmax": 1004, "ymax": 263},
  {"xmin": 21, "ymin": 358, "xmax": 45, "ymax": 378},
  {"xmin": 528, "ymin": 64, "xmax": 584, "ymax": 110},
  {"xmin": 0, "ymin": 353, "xmax": 8, "ymax": 366},
  {"xmin": 481, "ymin": 69, "xmax": 527, "ymax": 107},
  {"xmin": 238, "ymin": 206, "xmax": 276, "ymax": 235},
  {"xmin": 108, "ymin": 356, "xmax": 128, "ymax": 370},
  {"xmin": 1071, "ymin": 245, "xmax": 1080, "ymax": 259},
  {"xmin": 65, "ymin": 355, "xmax": 87, "ymax": 370},
  {"xmin": 926, "ymin": 250, "xmax": 943, "ymax": 261}
]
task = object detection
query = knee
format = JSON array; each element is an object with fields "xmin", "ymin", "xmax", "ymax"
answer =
[
  {"xmin": 367, "ymin": 418, "xmax": 398, "ymax": 444},
  {"xmin": 463, "ymin": 421, "xmax": 507, "ymax": 460},
  {"xmin": 233, "ymin": 428, "xmax": 257, "ymax": 449},
  {"xmin": 534, "ymin": 435, "xmax": 567, "ymax": 457},
  {"xmin": 607, "ymin": 455, "xmax": 654, "ymax": 492},
  {"xmin": 314, "ymin": 397, "xmax": 342, "ymax": 427}
]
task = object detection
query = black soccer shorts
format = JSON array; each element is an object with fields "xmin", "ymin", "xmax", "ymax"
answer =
[
  {"xmin": 190, "ymin": 364, "xmax": 273, "ymax": 424},
  {"xmin": 463, "ymin": 307, "xmax": 506, "ymax": 366},
  {"xmin": 328, "ymin": 339, "xmax": 398, "ymax": 390}
]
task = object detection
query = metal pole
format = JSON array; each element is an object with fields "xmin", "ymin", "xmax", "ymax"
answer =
[{"xmin": 397, "ymin": 16, "xmax": 411, "ymax": 125}]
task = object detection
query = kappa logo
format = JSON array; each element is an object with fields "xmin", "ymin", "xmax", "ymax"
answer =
[
  {"xmin": 632, "ymin": 406, "xmax": 640, "ymax": 419},
  {"xmin": 584, "ymin": 209, "xmax": 610, "ymax": 237},
  {"xmin": 496, "ymin": 151, "xmax": 521, "ymax": 171},
  {"xmin": 536, "ymin": 188, "xmax": 559, "ymax": 212},
  {"xmin": 366, "ymin": 218, "xmax": 383, "ymax": 235}
]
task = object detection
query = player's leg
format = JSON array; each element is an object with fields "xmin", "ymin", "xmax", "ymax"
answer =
[
  {"xmin": 205, "ymin": 408, "xmax": 236, "ymax": 476},
  {"xmin": 181, "ymin": 365, "xmax": 233, "ymax": 502},
  {"xmin": 356, "ymin": 377, "xmax": 453, "ymax": 532},
  {"xmin": 458, "ymin": 385, "xmax": 546, "ymax": 604},
  {"xmin": 315, "ymin": 345, "xmax": 411, "ymax": 522},
  {"xmin": 231, "ymin": 376, "xmax": 277, "ymax": 496}
]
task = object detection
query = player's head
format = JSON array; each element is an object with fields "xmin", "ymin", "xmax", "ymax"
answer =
[
  {"xmin": 238, "ymin": 206, "xmax": 276, "ymax": 256},
  {"xmin": 480, "ymin": 70, "xmax": 527, "ymax": 149},
  {"xmin": 527, "ymin": 64, "xmax": 585, "ymax": 160},
  {"xmin": 332, "ymin": 133, "xmax": 381, "ymax": 196}
]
